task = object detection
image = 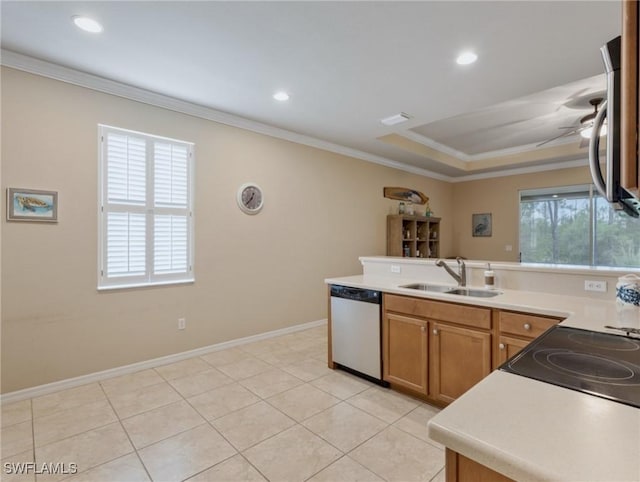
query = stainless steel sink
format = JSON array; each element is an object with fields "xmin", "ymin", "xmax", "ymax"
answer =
[
  {"xmin": 400, "ymin": 283, "xmax": 501, "ymax": 298},
  {"xmin": 399, "ymin": 283, "xmax": 453, "ymax": 293},
  {"xmin": 446, "ymin": 288, "xmax": 501, "ymax": 298}
]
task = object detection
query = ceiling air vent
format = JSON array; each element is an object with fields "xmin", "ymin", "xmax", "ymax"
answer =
[{"xmin": 380, "ymin": 113, "xmax": 410, "ymax": 126}]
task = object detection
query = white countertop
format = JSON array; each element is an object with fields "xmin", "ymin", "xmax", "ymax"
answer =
[
  {"xmin": 325, "ymin": 274, "xmax": 640, "ymax": 482},
  {"xmin": 428, "ymin": 371, "xmax": 640, "ymax": 482},
  {"xmin": 325, "ymin": 274, "xmax": 639, "ymax": 333}
]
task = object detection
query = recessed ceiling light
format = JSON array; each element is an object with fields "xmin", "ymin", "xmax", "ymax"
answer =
[
  {"xmin": 273, "ymin": 91, "xmax": 290, "ymax": 101},
  {"xmin": 72, "ymin": 16, "xmax": 103, "ymax": 33},
  {"xmin": 456, "ymin": 51, "xmax": 478, "ymax": 65},
  {"xmin": 380, "ymin": 113, "xmax": 411, "ymax": 126}
]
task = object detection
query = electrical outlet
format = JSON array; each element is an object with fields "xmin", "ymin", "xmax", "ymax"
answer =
[
  {"xmin": 390, "ymin": 265, "xmax": 401, "ymax": 274},
  {"xmin": 584, "ymin": 280, "xmax": 607, "ymax": 292},
  {"xmin": 178, "ymin": 318, "xmax": 186, "ymax": 330}
]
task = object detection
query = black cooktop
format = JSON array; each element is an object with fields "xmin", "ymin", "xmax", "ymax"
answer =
[{"xmin": 500, "ymin": 325, "xmax": 640, "ymax": 409}]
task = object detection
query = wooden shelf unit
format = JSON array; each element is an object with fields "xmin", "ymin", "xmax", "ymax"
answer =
[{"xmin": 387, "ymin": 215, "xmax": 440, "ymax": 258}]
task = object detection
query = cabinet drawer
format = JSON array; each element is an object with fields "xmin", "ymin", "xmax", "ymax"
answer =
[
  {"xmin": 385, "ymin": 294, "xmax": 491, "ymax": 330},
  {"xmin": 498, "ymin": 311, "xmax": 560, "ymax": 339}
]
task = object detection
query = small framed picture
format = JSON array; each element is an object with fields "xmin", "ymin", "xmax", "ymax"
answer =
[
  {"xmin": 7, "ymin": 188, "xmax": 58, "ymax": 222},
  {"xmin": 472, "ymin": 213, "xmax": 492, "ymax": 237}
]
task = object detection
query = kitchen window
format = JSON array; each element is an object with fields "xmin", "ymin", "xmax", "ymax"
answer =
[
  {"xmin": 98, "ymin": 125, "xmax": 194, "ymax": 289},
  {"xmin": 519, "ymin": 185, "xmax": 640, "ymax": 268}
]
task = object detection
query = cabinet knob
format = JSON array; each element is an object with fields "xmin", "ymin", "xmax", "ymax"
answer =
[
  {"xmin": 499, "ymin": 343, "xmax": 505, "ymax": 350},
  {"xmin": 523, "ymin": 323, "xmax": 531, "ymax": 331},
  {"xmin": 421, "ymin": 326, "xmax": 426, "ymax": 332},
  {"xmin": 432, "ymin": 329, "xmax": 438, "ymax": 335}
]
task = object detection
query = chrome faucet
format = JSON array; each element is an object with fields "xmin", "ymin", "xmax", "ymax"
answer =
[{"xmin": 436, "ymin": 258, "xmax": 466, "ymax": 287}]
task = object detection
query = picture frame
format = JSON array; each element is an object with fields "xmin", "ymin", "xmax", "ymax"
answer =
[
  {"xmin": 472, "ymin": 213, "xmax": 492, "ymax": 237},
  {"xmin": 7, "ymin": 188, "xmax": 58, "ymax": 222}
]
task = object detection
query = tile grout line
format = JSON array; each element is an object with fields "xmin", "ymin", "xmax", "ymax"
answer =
[
  {"xmin": 429, "ymin": 467, "xmax": 446, "ymax": 482},
  {"xmin": 181, "ymin": 382, "xmax": 300, "ymax": 454},
  {"xmin": 28, "ymin": 394, "xmax": 125, "ymax": 463},
  {"xmin": 235, "ymin": 452, "xmax": 271, "ymax": 482},
  {"xmin": 5, "ymin": 329, "xmax": 351, "ymax": 482},
  {"xmin": 153, "ymin": 356, "xmax": 216, "ymax": 384},
  {"xmin": 29, "ymin": 398, "xmax": 36, "ymax": 474},
  {"xmin": 96, "ymin": 382, "xmax": 154, "ymax": 482},
  {"xmin": 301, "ymin": 453, "xmax": 350, "ymax": 482},
  {"xmin": 171, "ymin": 331, "xmax": 334, "ymax": 480},
  {"xmin": 107, "ymin": 375, "xmax": 185, "ymax": 421}
]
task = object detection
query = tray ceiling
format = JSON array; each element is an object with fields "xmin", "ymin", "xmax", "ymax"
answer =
[{"xmin": 0, "ymin": 1, "xmax": 622, "ymax": 179}]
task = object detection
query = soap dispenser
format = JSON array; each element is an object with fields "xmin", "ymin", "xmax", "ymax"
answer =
[{"xmin": 484, "ymin": 263, "xmax": 495, "ymax": 289}]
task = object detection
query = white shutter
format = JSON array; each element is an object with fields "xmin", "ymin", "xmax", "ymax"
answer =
[
  {"xmin": 153, "ymin": 140, "xmax": 191, "ymax": 280},
  {"xmin": 106, "ymin": 212, "xmax": 146, "ymax": 277},
  {"xmin": 154, "ymin": 142, "xmax": 188, "ymax": 207},
  {"xmin": 154, "ymin": 214, "xmax": 188, "ymax": 274},
  {"xmin": 99, "ymin": 125, "xmax": 193, "ymax": 289},
  {"xmin": 106, "ymin": 133, "xmax": 146, "ymax": 204}
]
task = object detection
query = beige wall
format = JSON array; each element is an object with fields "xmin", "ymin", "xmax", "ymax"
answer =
[
  {"xmin": 451, "ymin": 166, "xmax": 593, "ymax": 261},
  {"xmin": 0, "ymin": 67, "xmax": 453, "ymax": 393}
]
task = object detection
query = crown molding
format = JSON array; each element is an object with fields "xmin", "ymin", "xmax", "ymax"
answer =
[
  {"xmin": 0, "ymin": 49, "xmax": 452, "ymax": 182},
  {"xmin": 0, "ymin": 49, "xmax": 593, "ymax": 184},
  {"xmin": 401, "ymin": 128, "xmax": 577, "ymax": 162},
  {"xmin": 449, "ymin": 158, "xmax": 589, "ymax": 183},
  {"xmin": 400, "ymin": 130, "xmax": 472, "ymax": 161},
  {"xmin": 468, "ymin": 136, "xmax": 577, "ymax": 161}
]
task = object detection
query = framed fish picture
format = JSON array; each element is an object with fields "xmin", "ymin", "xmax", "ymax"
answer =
[{"xmin": 7, "ymin": 188, "xmax": 58, "ymax": 222}]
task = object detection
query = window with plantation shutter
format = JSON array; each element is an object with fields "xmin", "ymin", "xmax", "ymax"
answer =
[{"xmin": 98, "ymin": 125, "xmax": 194, "ymax": 289}]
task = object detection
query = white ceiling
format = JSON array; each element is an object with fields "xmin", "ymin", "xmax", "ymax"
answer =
[{"xmin": 0, "ymin": 1, "xmax": 622, "ymax": 179}]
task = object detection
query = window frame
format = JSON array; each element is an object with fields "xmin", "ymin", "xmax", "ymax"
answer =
[
  {"xmin": 97, "ymin": 125, "xmax": 195, "ymax": 290},
  {"xmin": 518, "ymin": 183, "xmax": 640, "ymax": 268}
]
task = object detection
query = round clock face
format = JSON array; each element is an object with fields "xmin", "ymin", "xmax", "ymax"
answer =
[{"xmin": 237, "ymin": 183, "xmax": 264, "ymax": 214}]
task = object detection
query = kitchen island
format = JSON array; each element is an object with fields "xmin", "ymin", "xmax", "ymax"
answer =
[{"xmin": 325, "ymin": 258, "xmax": 640, "ymax": 482}]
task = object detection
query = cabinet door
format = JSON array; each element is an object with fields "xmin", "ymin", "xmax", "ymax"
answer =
[
  {"xmin": 495, "ymin": 335, "xmax": 531, "ymax": 367},
  {"xmin": 383, "ymin": 313, "xmax": 428, "ymax": 393},
  {"xmin": 446, "ymin": 449, "xmax": 514, "ymax": 482},
  {"xmin": 622, "ymin": 0, "xmax": 639, "ymax": 195},
  {"xmin": 429, "ymin": 322, "xmax": 491, "ymax": 404}
]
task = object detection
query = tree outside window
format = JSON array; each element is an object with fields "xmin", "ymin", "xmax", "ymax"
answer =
[{"xmin": 519, "ymin": 185, "xmax": 640, "ymax": 268}]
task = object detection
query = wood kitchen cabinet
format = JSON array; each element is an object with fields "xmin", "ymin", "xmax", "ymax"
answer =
[
  {"xmin": 429, "ymin": 322, "xmax": 491, "ymax": 404},
  {"xmin": 387, "ymin": 215, "xmax": 440, "ymax": 258},
  {"xmin": 494, "ymin": 310, "xmax": 561, "ymax": 369},
  {"xmin": 383, "ymin": 294, "xmax": 491, "ymax": 403},
  {"xmin": 621, "ymin": 0, "xmax": 639, "ymax": 196},
  {"xmin": 446, "ymin": 449, "xmax": 514, "ymax": 482},
  {"xmin": 495, "ymin": 335, "xmax": 530, "ymax": 366},
  {"xmin": 382, "ymin": 312, "xmax": 428, "ymax": 393}
]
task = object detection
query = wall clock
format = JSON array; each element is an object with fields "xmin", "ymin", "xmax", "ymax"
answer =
[{"xmin": 237, "ymin": 183, "xmax": 264, "ymax": 215}]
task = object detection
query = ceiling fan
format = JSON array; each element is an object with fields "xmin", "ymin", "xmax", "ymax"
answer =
[{"xmin": 537, "ymin": 97, "xmax": 606, "ymax": 147}]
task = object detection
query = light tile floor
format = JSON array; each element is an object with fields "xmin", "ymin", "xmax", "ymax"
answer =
[{"xmin": 1, "ymin": 324, "xmax": 445, "ymax": 482}]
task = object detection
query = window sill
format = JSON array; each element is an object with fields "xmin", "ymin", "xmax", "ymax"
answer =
[{"xmin": 97, "ymin": 278, "xmax": 195, "ymax": 292}]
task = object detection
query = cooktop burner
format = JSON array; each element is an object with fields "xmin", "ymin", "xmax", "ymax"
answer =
[{"xmin": 500, "ymin": 326, "xmax": 640, "ymax": 408}]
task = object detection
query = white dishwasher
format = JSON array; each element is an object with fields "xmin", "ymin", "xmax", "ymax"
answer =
[{"xmin": 330, "ymin": 285, "xmax": 387, "ymax": 385}]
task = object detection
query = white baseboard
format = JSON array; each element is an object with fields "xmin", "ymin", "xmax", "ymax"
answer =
[{"xmin": 1, "ymin": 319, "xmax": 327, "ymax": 405}]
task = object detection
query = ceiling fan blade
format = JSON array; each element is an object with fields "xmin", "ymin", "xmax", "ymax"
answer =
[{"xmin": 536, "ymin": 128, "xmax": 580, "ymax": 147}]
